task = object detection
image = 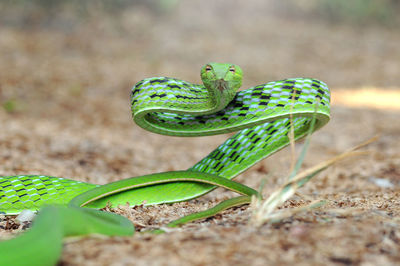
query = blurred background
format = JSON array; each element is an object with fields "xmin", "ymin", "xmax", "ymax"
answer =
[
  {"xmin": 1, "ymin": 2, "xmax": 399, "ymax": 264},
  {"xmin": 1, "ymin": 0, "xmax": 399, "ymax": 113}
]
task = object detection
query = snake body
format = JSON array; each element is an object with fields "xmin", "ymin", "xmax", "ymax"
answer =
[{"xmin": 0, "ymin": 63, "xmax": 330, "ymax": 265}]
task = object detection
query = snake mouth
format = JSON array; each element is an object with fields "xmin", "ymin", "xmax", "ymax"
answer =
[{"xmin": 215, "ymin": 79, "xmax": 228, "ymax": 92}]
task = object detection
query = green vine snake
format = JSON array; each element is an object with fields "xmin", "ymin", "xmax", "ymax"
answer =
[{"xmin": 0, "ymin": 63, "xmax": 330, "ymax": 266}]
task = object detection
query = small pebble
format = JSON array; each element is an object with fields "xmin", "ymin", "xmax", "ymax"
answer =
[
  {"xmin": 289, "ymin": 225, "xmax": 309, "ymax": 238},
  {"xmin": 16, "ymin": 210, "xmax": 36, "ymax": 224},
  {"xmin": 369, "ymin": 177, "xmax": 394, "ymax": 188}
]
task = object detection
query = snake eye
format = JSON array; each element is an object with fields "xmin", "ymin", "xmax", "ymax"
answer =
[
  {"xmin": 229, "ymin": 66, "xmax": 235, "ymax": 73},
  {"xmin": 205, "ymin": 65, "xmax": 212, "ymax": 72}
]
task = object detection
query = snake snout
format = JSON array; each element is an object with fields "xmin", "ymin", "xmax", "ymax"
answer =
[{"xmin": 216, "ymin": 79, "xmax": 228, "ymax": 91}]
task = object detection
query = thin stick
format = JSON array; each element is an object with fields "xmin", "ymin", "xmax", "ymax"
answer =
[
  {"xmin": 288, "ymin": 100, "xmax": 320, "ymax": 181},
  {"xmin": 288, "ymin": 93, "xmax": 296, "ymax": 172}
]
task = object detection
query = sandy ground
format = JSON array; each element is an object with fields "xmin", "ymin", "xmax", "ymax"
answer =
[{"xmin": 0, "ymin": 2, "xmax": 399, "ymax": 265}]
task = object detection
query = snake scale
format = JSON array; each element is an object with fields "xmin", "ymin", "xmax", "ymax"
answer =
[{"xmin": 0, "ymin": 63, "xmax": 330, "ymax": 266}]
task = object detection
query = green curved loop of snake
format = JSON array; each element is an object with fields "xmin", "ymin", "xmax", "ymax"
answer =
[{"xmin": 0, "ymin": 63, "xmax": 330, "ymax": 266}]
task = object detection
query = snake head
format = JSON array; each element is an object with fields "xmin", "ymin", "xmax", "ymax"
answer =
[{"xmin": 201, "ymin": 63, "xmax": 243, "ymax": 93}]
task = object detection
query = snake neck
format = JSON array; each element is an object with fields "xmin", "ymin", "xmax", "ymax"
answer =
[{"xmin": 204, "ymin": 80, "xmax": 237, "ymax": 114}]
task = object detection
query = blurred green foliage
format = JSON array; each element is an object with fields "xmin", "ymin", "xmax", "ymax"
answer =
[
  {"xmin": 0, "ymin": 0, "xmax": 178, "ymax": 28},
  {"xmin": 3, "ymin": 99, "xmax": 19, "ymax": 113},
  {"xmin": 0, "ymin": 0, "xmax": 179, "ymax": 13},
  {"xmin": 316, "ymin": 0, "xmax": 399, "ymax": 26},
  {"xmin": 284, "ymin": 0, "xmax": 400, "ymax": 27},
  {"xmin": 1, "ymin": 0, "xmax": 161, "ymax": 12},
  {"xmin": 1, "ymin": 0, "xmax": 399, "ymax": 28}
]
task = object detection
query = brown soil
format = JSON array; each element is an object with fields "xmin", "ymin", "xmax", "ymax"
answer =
[{"xmin": 1, "ymin": 2, "xmax": 399, "ymax": 265}]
